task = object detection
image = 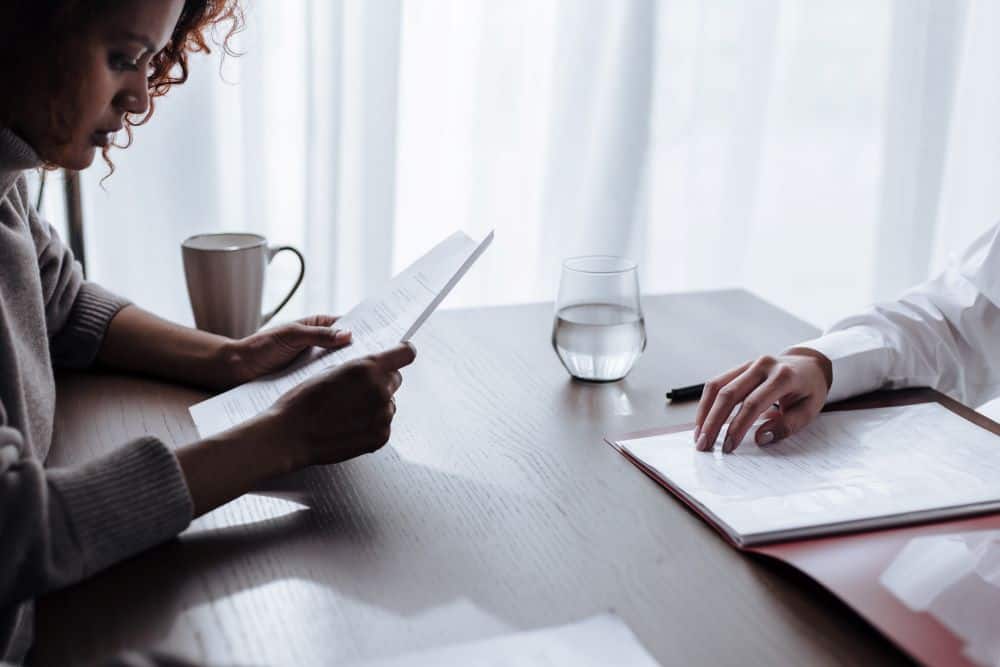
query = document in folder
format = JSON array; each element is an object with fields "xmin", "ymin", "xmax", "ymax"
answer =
[
  {"xmin": 189, "ymin": 230, "xmax": 493, "ymax": 438},
  {"xmin": 610, "ymin": 402, "xmax": 1000, "ymax": 546}
]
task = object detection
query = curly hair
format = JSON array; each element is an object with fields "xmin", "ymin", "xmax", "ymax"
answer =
[
  {"xmin": 118, "ymin": 1, "xmax": 243, "ymax": 162},
  {"xmin": 0, "ymin": 0, "xmax": 244, "ymax": 172}
]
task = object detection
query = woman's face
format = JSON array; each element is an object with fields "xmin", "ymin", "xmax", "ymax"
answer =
[{"xmin": 14, "ymin": 0, "xmax": 185, "ymax": 170}]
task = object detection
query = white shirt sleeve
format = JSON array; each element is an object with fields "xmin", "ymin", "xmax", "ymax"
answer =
[{"xmin": 798, "ymin": 223, "xmax": 1000, "ymax": 407}]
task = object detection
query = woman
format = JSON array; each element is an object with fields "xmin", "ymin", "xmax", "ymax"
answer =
[
  {"xmin": 0, "ymin": 1, "xmax": 415, "ymax": 663},
  {"xmin": 694, "ymin": 222, "xmax": 1000, "ymax": 453}
]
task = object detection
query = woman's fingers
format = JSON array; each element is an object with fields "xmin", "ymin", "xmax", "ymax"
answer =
[
  {"xmin": 387, "ymin": 370, "xmax": 403, "ymax": 394},
  {"xmin": 284, "ymin": 322, "xmax": 351, "ymax": 350},
  {"xmin": 754, "ymin": 397, "xmax": 818, "ymax": 445},
  {"xmin": 370, "ymin": 343, "xmax": 417, "ymax": 372},
  {"xmin": 694, "ymin": 361, "xmax": 751, "ymax": 441},
  {"xmin": 315, "ymin": 328, "xmax": 352, "ymax": 348},
  {"xmin": 722, "ymin": 371, "xmax": 796, "ymax": 453},
  {"xmin": 693, "ymin": 352, "xmax": 833, "ymax": 453},
  {"xmin": 696, "ymin": 357, "xmax": 776, "ymax": 451},
  {"xmin": 282, "ymin": 316, "xmax": 349, "ymax": 350},
  {"xmin": 758, "ymin": 404, "xmax": 783, "ymax": 425},
  {"xmin": 298, "ymin": 314, "xmax": 340, "ymax": 327}
]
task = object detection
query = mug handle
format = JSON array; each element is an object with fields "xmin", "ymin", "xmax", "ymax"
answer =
[{"xmin": 261, "ymin": 245, "xmax": 306, "ymax": 326}]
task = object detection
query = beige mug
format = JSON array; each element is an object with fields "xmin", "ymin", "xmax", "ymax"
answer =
[{"xmin": 181, "ymin": 233, "xmax": 305, "ymax": 339}]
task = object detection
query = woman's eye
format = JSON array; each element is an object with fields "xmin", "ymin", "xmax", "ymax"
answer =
[{"xmin": 109, "ymin": 52, "xmax": 140, "ymax": 71}]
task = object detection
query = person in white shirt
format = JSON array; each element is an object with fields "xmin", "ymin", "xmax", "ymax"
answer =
[{"xmin": 693, "ymin": 223, "xmax": 1000, "ymax": 454}]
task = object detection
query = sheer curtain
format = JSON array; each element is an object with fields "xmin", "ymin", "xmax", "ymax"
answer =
[{"xmin": 62, "ymin": 0, "xmax": 997, "ymax": 330}]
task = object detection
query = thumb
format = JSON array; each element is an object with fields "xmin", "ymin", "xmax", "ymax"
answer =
[
  {"xmin": 298, "ymin": 314, "xmax": 339, "ymax": 327},
  {"xmin": 753, "ymin": 399, "xmax": 818, "ymax": 445},
  {"xmin": 282, "ymin": 322, "xmax": 351, "ymax": 349},
  {"xmin": 370, "ymin": 343, "xmax": 417, "ymax": 371}
]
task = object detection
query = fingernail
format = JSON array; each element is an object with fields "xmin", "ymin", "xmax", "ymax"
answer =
[
  {"xmin": 722, "ymin": 435, "xmax": 733, "ymax": 454},
  {"xmin": 758, "ymin": 431, "xmax": 775, "ymax": 445},
  {"xmin": 696, "ymin": 433, "xmax": 709, "ymax": 451},
  {"xmin": 693, "ymin": 425, "xmax": 701, "ymax": 442},
  {"xmin": 334, "ymin": 329, "xmax": 352, "ymax": 342}
]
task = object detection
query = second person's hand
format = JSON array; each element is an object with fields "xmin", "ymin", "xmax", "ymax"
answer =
[{"xmin": 693, "ymin": 348, "xmax": 833, "ymax": 454}]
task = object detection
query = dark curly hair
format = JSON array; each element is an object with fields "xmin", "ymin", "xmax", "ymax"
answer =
[{"xmin": 0, "ymin": 0, "xmax": 244, "ymax": 171}]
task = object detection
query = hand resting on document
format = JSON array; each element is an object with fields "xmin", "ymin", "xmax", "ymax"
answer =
[{"xmin": 692, "ymin": 349, "xmax": 832, "ymax": 454}]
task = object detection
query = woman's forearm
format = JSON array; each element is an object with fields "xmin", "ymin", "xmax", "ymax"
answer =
[
  {"xmin": 98, "ymin": 304, "xmax": 237, "ymax": 390},
  {"xmin": 176, "ymin": 410, "xmax": 293, "ymax": 517}
]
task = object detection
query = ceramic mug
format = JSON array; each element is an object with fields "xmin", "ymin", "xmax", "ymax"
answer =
[{"xmin": 181, "ymin": 232, "xmax": 305, "ymax": 338}]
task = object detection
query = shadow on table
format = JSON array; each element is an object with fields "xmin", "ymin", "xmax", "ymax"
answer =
[
  {"xmin": 554, "ymin": 378, "xmax": 639, "ymax": 420},
  {"xmin": 34, "ymin": 453, "xmax": 598, "ymax": 665},
  {"xmin": 35, "ymin": 431, "xmax": 912, "ymax": 667}
]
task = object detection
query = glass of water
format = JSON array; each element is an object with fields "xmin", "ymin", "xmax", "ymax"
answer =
[{"xmin": 552, "ymin": 256, "xmax": 646, "ymax": 382}]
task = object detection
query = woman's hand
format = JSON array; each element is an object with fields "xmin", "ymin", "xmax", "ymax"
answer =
[
  {"xmin": 178, "ymin": 343, "xmax": 417, "ymax": 517},
  {"xmin": 223, "ymin": 314, "xmax": 352, "ymax": 386},
  {"xmin": 693, "ymin": 348, "xmax": 833, "ymax": 454},
  {"xmin": 266, "ymin": 343, "xmax": 417, "ymax": 468}
]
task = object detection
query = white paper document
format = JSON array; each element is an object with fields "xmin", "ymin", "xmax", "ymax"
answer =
[
  {"xmin": 617, "ymin": 403, "xmax": 1000, "ymax": 545},
  {"xmin": 190, "ymin": 230, "xmax": 493, "ymax": 438},
  {"xmin": 344, "ymin": 614, "xmax": 661, "ymax": 667}
]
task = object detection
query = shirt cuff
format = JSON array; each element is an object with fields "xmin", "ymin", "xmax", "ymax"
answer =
[
  {"xmin": 50, "ymin": 281, "xmax": 130, "ymax": 369},
  {"xmin": 797, "ymin": 327, "xmax": 892, "ymax": 403},
  {"xmin": 47, "ymin": 437, "xmax": 193, "ymax": 578}
]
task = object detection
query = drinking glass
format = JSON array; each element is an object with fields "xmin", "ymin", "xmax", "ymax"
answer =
[{"xmin": 552, "ymin": 256, "xmax": 646, "ymax": 382}]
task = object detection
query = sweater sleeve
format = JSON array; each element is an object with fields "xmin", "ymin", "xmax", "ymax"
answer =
[
  {"xmin": 0, "ymin": 399, "xmax": 193, "ymax": 608},
  {"xmin": 14, "ymin": 177, "xmax": 130, "ymax": 369}
]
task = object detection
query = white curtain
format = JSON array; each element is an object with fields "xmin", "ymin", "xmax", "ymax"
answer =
[{"xmin": 49, "ymin": 0, "xmax": 998, "ymax": 330}]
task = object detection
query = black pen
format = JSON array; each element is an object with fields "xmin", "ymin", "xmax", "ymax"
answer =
[{"xmin": 665, "ymin": 383, "xmax": 704, "ymax": 403}]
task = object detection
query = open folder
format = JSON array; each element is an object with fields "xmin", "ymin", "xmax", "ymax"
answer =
[
  {"xmin": 189, "ymin": 230, "xmax": 493, "ymax": 438},
  {"xmin": 610, "ymin": 397, "xmax": 1000, "ymax": 547},
  {"xmin": 608, "ymin": 390, "xmax": 1000, "ymax": 667}
]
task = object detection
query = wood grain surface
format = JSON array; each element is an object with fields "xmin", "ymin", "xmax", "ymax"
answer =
[{"xmin": 33, "ymin": 290, "xmax": 912, "ymax": 666}]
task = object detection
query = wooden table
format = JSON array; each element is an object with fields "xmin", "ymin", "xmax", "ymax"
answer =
[{"xmin": 34, "ymin": 291, "xmax": 911, "ymax": 666}]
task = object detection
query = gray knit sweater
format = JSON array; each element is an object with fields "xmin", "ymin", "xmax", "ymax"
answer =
[{"xmin": 0, "ymin": 128, "xmax": 194, "ymax": 664}]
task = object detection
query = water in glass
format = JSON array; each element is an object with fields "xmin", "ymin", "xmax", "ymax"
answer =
[{"xmin": 552, "ymin": 256, "xmax": 646, "ymax": 382}]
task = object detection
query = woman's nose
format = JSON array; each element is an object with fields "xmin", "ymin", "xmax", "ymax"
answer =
[{"xmin": 116, "ymin": 80, "xmax": 150, "ymax": 116}]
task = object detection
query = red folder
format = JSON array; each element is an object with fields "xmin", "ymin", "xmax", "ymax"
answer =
[{"xmin": 609, "ymin": 389, "xmax": 1000, "ymax": 667}]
